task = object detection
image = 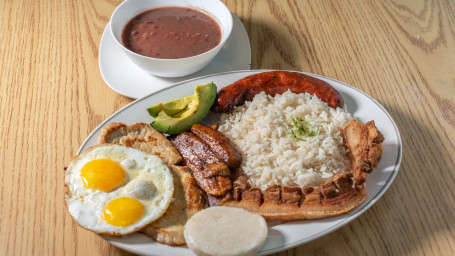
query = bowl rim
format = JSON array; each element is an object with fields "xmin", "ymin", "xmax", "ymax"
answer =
[{"xmin": 109, "ymin": 0, "xmax": 233, "ymax": 62}]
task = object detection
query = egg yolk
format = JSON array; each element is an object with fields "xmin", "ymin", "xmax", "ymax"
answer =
[
  {"xmin": 80, "ymin": 159, "xmax": 126, "ymax": 192},
  {"xmin": 102, "ymin": 197, "xmax": 145, "ymax": 227}
]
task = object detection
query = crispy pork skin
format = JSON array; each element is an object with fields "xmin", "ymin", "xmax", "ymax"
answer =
[{"xmin": 341, "ymin": 120, "xmax": 384, "ymax": 185}]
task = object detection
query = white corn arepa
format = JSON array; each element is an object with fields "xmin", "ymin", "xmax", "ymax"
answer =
[{"xmin": 184, "ymin": 206, "xmax": 268, "ymax": 256}]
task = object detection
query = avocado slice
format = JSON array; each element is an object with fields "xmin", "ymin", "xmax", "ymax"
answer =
[
  {"xmin": 147, "ymin": 95, "xmax": 194, "ymax": 117},
  {"xmin": 150, "ymin": 82, "xmax": 217, "ymax": 134}
]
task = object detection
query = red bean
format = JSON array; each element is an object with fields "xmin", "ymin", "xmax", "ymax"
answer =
[{"xmin": 122, "ymin": 7, "xmax": 221, "ymax": 59}]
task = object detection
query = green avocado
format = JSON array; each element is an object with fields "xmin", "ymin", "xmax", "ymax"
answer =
[
  {"xmin": 147, "ymin": 95, "xmax": 194, "ymax": 117},
  {"xmin": 149, "ymin": 82, "xmax": 217, "ymax": 134}
]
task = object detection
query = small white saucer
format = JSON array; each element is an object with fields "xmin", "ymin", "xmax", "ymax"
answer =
[{"xmin": 99, "ymin": 14, "xmax": 251, "ymax": 99}]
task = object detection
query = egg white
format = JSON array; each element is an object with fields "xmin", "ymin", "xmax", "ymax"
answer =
[{"xmin": 65, "ymin": 144, "xmax": 174, "ymax": 235}]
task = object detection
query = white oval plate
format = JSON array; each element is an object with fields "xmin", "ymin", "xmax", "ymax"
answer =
[
  {"xmin": 79, "ymin": 70, "xmax": 402, "ymax": 256},
  {"xmin": 98, "ymin": 14, "xmax": 251, "ymax": 99}
]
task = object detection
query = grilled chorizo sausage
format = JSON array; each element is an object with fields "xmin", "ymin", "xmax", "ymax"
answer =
[
  {"xmin": 190, "ymin": 124, "xmax": 242, "ymax": 168},
  {"xmin": 212, "ymin": 71, "xmax": 344, "ymax": 112}
]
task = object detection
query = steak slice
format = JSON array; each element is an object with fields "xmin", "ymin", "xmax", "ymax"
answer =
[{"xmin": 98, "ymin": 122, "xmax": 182, "ymax": 166}]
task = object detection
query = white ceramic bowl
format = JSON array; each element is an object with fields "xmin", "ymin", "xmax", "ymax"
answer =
[{"xmin": 110, "ymin": 0, "xmax": 233, "ymax": 77}]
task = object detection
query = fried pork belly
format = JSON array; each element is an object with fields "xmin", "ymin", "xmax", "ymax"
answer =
[
  {"xmin": 224, "ymin": 173, "xmax": 365, "ymax": 221},
  {"xmin": 341, "ymin": 120, "xmax": 385, "ymax": 185}
]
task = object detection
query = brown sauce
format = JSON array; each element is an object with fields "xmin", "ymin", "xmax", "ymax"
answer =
[{"xmin": 122, "ymin": 7, "xmax": 221, "ymax": 59}]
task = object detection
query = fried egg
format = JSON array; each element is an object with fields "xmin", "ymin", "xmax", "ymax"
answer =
[{"xmin": 65, "ymin": 144, "xmax": 174, "ymax": 235}]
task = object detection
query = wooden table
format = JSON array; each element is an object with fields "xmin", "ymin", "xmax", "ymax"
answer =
[{"xmin": 1, "ymin": 0, "xmax": 454, "ymax": 255}]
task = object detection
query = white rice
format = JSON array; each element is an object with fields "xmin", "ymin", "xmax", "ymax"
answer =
[{"xmin": 218, "ymin": 91, "xmax": 353, "ymax": 190}]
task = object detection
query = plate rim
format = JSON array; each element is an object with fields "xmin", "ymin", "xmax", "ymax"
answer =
[{"xmin": 78, "ymin": 69, "xmax": 402, "ymax": 255}]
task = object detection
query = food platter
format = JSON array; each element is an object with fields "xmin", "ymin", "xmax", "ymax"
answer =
[{"xmin": 79, "ymin": 70, "xmax": 402, "ymax": 255}]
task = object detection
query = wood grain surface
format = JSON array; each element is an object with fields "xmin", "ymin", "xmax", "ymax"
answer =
[{"xmin": 1, "ymin": 0, "xmax": 454, "ymax": 255}]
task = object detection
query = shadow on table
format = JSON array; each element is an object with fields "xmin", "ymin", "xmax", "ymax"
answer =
[
  {"xmin": 244, "ymin": 18, "xmax": 301, "ymax": 70},
  {"xmin": 281, "ymin": 103, "xmax": 455, "ymax": 255}
]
